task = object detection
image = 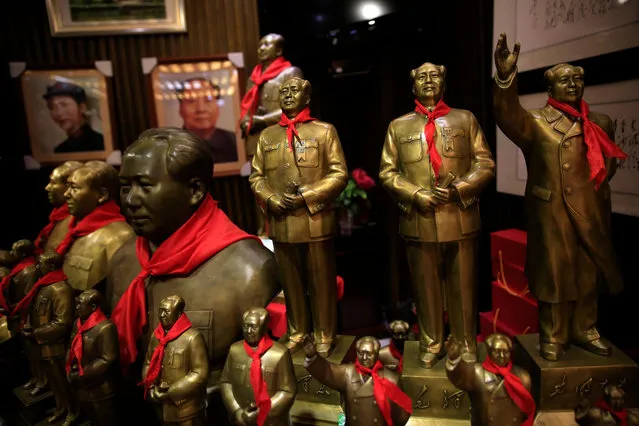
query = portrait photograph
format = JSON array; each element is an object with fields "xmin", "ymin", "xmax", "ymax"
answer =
[
  {"xmin": 46, "ymin": 0, "xmax": 186, "ymax": 37},
  {"xmin": 20, "ymin": 68, "xmax": 114, "ymax": 163},
  {"xmin": 148, "ymin": 57, "xmax": 246, "ymax": 176}
]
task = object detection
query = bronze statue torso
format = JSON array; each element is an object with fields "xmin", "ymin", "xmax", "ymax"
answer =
[
  {"xmin": 108, "ymin": 238, "xmax": 279, "ymax": 376},
  {"xmin": 64, "ymin": 221, "xmax": 135, "ymax": 292},
  {"xmin": 29, "ymin": 280, "xmax": 74, "ymax": 359},
  {"xmin": 43, "ymin": 216, "xmax": 72, "ymax": 253},
  {"xmin": 380, "ymin": 109, "xmax": 495, "ymax": 243},
  {"xmin": 220, "ymin": 340, "xmax": 296, "ymax": 426}
]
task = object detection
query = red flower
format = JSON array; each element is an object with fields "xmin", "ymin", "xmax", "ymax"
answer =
[{"xmin": 351, "ymin": 168, "xmax": 375, "ymax": 190}]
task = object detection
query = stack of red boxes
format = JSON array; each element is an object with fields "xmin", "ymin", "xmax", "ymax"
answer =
[{"xmin": 479, "ymin": 229, "xmax": 539, "ymax": 341}]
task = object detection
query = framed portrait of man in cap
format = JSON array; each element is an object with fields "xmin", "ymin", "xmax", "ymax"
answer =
[
  {"xmin": 18, "ymin": 66, "xmax": 114, "ymax": 163},
  {"xmin": 144, "ymin": 54, "xmax": 246, "ymax": 176}
]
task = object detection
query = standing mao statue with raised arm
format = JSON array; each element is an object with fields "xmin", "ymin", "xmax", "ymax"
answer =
[
  {"xmin": 379, "ymin": 62, "xmax": 495, "ymax": 368},
  {"xmin": 493, "ymin": 34, "xmax": 627, "ymax": 361}
]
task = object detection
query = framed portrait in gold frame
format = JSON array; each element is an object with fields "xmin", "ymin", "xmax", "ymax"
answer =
[
  {"xmin": 45, "ymin": 0, "xmax": 186, "ymax": 37},
  {"xmin": 143, "ymin": 54, "xmax": 247, "ymax": 177},
  {"xmin": 15, "ymin": 61, "xmax": 116, "ymax": 164}
]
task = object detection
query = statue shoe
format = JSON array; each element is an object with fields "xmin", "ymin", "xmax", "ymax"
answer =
[
  {"xmin": 62, "ymin": 411, "xmax": 79, "ymax": 426},
  {"xmin": 578, "ymin": 339, "xmax": 612, "ymax": 356},
  {"xmin": 284, "ymin": 336, "xmax": 307, "ymax": 354},
  {"xmin": 419, "ymin": 351, "xmax": 441, "ymax": 369},
  {"xmin": 316, "ymin": 342, "xmax": 334, "ymax": 358},
  {"xmin": 460, "ymin": 347, "xmax": 477, "ymax": 363},
  {"xmin": 22, "ymin": 378, "xmax": 37, "ymax": 389},
  {"xmin": 30, "ymin": 384, "xmax": 46, "ymax": 397},
  {"xmin": 540, "ymin": 342, "xmax": 565, "ymax": 361},
  {"xmin": 47, "ymin": 409, "xmax": 66, "ymax": 424}
]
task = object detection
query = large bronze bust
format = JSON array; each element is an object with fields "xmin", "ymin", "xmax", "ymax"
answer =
[{"xmin": 108, "ymin": 128, "xmax": 279, "ymax": 380}]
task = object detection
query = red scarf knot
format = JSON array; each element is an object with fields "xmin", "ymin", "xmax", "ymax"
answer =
[
  {"xmin": 546, "ymin": 97, "xmax": 627, "ymax": 190},
  {"xmin": 35, "ymin": 205, "xmax": 70, "ymax": 253},
  {"xmin": 0, "ymin": 257, "xmax": 36, "ymax": 313},
  {"xmin": 482, "ymin": 358, "xmax": 536, "ymax": 426},
  {"xmin": 240, "ymin": 57, "xmax": 293, "ymax": 135},
  {"xmin": 243, "ymin": 335, "xmax": 274, "ymax": 426},
  {"xmin": 388, "ymin": 341, "xmax": 404, "ymax": 374},
  {"xmin": 111, "ymin": 195, "xmax": 259, "ymax": 370},
  {"xmin": 10, "ymin": 269, "xmax": 66, "ymax": 321},
  {"xmin": 414, "ymin": 98, "xmax": 451, "ymax": 184},
  {"xmin": 65, "ymin": 308, "xmax": 108, "ymax": 376},
  {"xmin": 139, "ymin": 313, "xmax": 192, "ymax": 397},
  {"xmin": 595, "ymin": 399, "xmax": 629, "ymax": 426},
  {"xmin": 278, "ymin": 107, "xmax": 316, "ymax": 152},
  {"xmin": 354, "ymin": 360, "xmax": 412, "ymax": 426},
  {"xmin": 55, "ymin": 199, "xmax": 125, "ymax": 256}
]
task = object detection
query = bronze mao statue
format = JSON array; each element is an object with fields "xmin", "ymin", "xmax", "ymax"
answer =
[
  {"xmin": 493, "ymin": 34, "xmax": 627, "ymax": 361},
  {"xmin": 379, "ymin": 62, "xmax": 495, "ymax": 368},
  {"xmin": 57, "ymin": 161, "xmax": 134, "ymax": 291},
  {"xmin": 240, "ymin": 33, "xmax": 304, "ymax": 236},
  {"xmin": 108, "ymin": 128, "xmax": 279, "ymax": 379},
  {"xmin": 66, "ymin": 289, "xmax": 119, "ymax": 426},
  {"xmin": 221, "ymin": 307, "xmax": 296, "ymax": 425},
  {"xmin": 249, "ymin": 77, "xmax": 348, "ymax": 357},
  {"xmin": 141, "ymin": 295, "xmax": 209, "ymax": 426},
  {"xmin": 575, "ymin": 385, "xmax": 639, "ymax": 425},
  {"xmin": 445, "ymin": 333, "xmax": 536, "ymax": 426},
  {"xmin": 23, "ymin": 251, "xmax": 77, "ymax": 425},
  {"xmin": 379, "ymin": 320, "xmax": 410, "ymax": 373},
  {"xmin": 303, "ymin": 336, "xmax": 412, "ymax": 426}
]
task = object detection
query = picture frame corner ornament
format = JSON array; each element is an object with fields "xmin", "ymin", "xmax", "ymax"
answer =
[
  {"xmin": 228, "ymin": 52, "xmax": 245, "ymax": 68},
  {"xmin": 106, "ymin": 150, "xmax": 122, "ymax": 166},
  {"xmin": 9, "ymin": 62, "xmax": 27, "ymax": 79},
  {"xmin": 23, "ymin": 156, "xmax": 41, "ymax": 170},
  {"xmin": 142, "ymin": 57, "xmax": 159, "ymax": 75},
  {"xmin": 95, "ymin": 61, "xmax": 113, "ymax": 77}
]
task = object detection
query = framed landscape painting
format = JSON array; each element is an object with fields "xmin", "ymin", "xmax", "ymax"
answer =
[{"xmin": 45, "ymin": 0, "xmax": 186, "ymax": 37}]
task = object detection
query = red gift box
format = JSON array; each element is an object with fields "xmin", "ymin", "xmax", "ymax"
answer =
[
  {"xmin": 491, "ymin": 280, "xmax": 538, "ymax": 334},
  {"xmin": 491, "ymin": 258, "xmax": 528, "ymax": 295},
  {"xmin": 491, "ymin": 229, "xmax": 527, "ymax": 268},
  {"xmin": 479, "ymin": 311, "xmax": 534, "ymax": 340}
]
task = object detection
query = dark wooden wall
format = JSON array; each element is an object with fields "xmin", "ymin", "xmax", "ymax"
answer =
[{"xmin": 0, "ymin": 0, "xmax": 262, "ymax": 246}]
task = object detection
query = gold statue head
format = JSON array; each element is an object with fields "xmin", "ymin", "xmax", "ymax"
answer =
[
  {"xmin": 45, "ymin": 161, "xmax": 84, "ymax": 207},
  {"xmin": 545, "ymin": 63, "xmax": 584, "ymax": 108},
  {"xmin": 603, "ymin": 384, "xmax": 625, "ymax": 412},
  {"xmin": 120, "ymin": 128, "xmax": 212, "ymax": 246},
  {"xmin": 258, "ymin": 33, "xmax": 285, "ymax": 64},
  {"xmin": 36, "ymin": 251, "xmax": 64, "ymax": 276},
  {"xmin": 279, "ymin": 77, "xmax": 311, "ymax": 118},
  {"xmin": 389, "ymin": 320, "xmax": 410, "ymax": 341},
  {"xmin": 65, "ymin": 162, "xmax": 118, "ymax": 220},
  {"xmin": 10, "ymin": 239, "xmax": 35, "ymax": 261},
  {"xmin": 158, "ymin": 295, "xmax": 186, "ymax": 331},
  {"xmin": 242, "ymin": 307, "xmax": 269, "ymax": 346},
  {"xmin": 355, "ymin": 336, "xmax": 380, "ymax": 368},
  {"xmin": 485, "ymin": 333, "xmax": 512, "ymax": 367},
  {"xmin": 75, "ymin": 289, "xmax": 102, "ymax": 321},
  {"xmin": 411, "ymin": 62, "xmax": 446, "ymax": 107}
]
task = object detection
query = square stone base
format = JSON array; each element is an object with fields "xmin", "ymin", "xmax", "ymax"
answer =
[
  {"xmin": 12, "ymin": 385, "xmax": 54, "ymax": 426},
  {"xmin": 289, "ymin": 335, "xmax": 355, "ymax": 425},
  {"xmin": 401, "ymin": 341, "xmax": 487, "ymax": 424},
  {"xmin": 514, "ymin": 333, "xmax": 639, "ymax": 412}
]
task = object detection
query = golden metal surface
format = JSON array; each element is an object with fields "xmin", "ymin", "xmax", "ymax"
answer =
[{"xmin": 514, "ymin": 333, "xmax": 639, "ymax": 412}]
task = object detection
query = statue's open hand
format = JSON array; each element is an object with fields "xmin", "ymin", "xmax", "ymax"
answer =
[
  {"xmin": 445, "ymin": 335, "xmax": 461, "ymax": 361},
  {"xmin": 242, "ymin": 403, "xmax": 258, "ymax": 425},
  {"xmin": 415, "ymin": 190, "xmax": 437, "ymax": 213},
  {"xmin": 282, "ymin": 193, "xmax": 305, "ymax": 210},
  {"xmin": 494, "ymin": 33, "xmax": 520, "ymax": 80},
  {"xmin": 268, "ymin": 195, "xmax": 288, "ymax": 215}
]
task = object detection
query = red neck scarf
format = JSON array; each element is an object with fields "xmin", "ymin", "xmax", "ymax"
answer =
[
  {"xmin": 278, "ymin": 107, "xmax": 316, "ymax": 152},
  {"xmin": 55, "ymin": 200, "xmax": 125, "ymax": 256},
  {"xmin": 244, "ymin": 335, "xmax": 274, "ymax": 426},
  {"xmin": 414, "ymin": 99, "xmax": 452, "ymax": 184},
  {"xmin": 354, "ymin": 360, "xmax": 412, "ymax": 426},
  {"xmin": 240, "ymin": 57, "xmax": 293, "ymax": 134},
  {"xmin": 111, "ymin": 195, "xmax": 259, "ymax": 369},
  {"xmin": 595, "ymin": 399, "xmax": 629, "ymax": 426},
  {"xmin": 546, "ymin": 98, "xmax": 627, "ymax": 189},
  {"xmin": 0, "ymin": 257, "xmax": 36, "ymax": 313},
  {"xmin": 34, "ymin": 205, "xmax": 70, "ymax": 253},
  {"xmin": 139, "ymin": 313, "xmax": 192, "ymax": 397},
  {"xmin": 9, "ymin": 269, "xmax": 66, "ymax": 320},
  {"xmin": 65, "ymin": 308, "xmax": 108, "ymax": 376},
  {"xmin": 389, "ymin": 341, "xmax": 404, "ymax": 374},
  {"xmin": 482, "ymin": 358, "xmax": 536, "ymax": 426}
]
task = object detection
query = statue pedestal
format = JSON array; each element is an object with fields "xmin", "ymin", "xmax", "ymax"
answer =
[
  {"xmin": 12, "ymin": 385, "xmax": 54, "ymax": 426},
  {"xmin": 402, "ymin": 341, "xmax": 477, "ymax": 425},
  {"xmin": 289, "ymin": 335, "xmax": 356, "ymax": 425},
  {"xmin": 514, "ymin": 333, "xmax": 639, "ymax": 420}
]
